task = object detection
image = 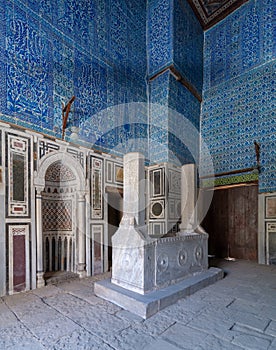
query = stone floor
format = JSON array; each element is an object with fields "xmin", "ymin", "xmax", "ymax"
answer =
[{"xmin": 0, "ymin": 259, "xmax": 276, "ymax": 350}]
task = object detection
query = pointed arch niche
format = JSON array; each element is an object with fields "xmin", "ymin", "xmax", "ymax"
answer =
[{"xmin": 34, "ymin": 152, "xmax": 87, "ymax": 287}]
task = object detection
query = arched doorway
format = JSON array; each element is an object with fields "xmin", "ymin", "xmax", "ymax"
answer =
[{"xmin": 42, "ymin": 161, "xmax": 77, "ymax": 280}]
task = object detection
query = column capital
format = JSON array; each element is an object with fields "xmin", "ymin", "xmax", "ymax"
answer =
[
  {"xmin": 36, "ymin": 186, "xmax": 44, "ymax": 196},
  {"xmin": 77, "ymin": 191, "xmax": 86, "ymax": 201}
]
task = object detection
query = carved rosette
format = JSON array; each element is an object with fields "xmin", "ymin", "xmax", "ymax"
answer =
[
  {"xmin": 194, "ymin": 245, "xmax": 203, "ymax": 263},
  {"xmin": 157, "ymin": 253, "xmax": 169, "ymax": 272},
  {"xmin": 178, "ymin": 249, "xmax": 188, "ymax": 266}
]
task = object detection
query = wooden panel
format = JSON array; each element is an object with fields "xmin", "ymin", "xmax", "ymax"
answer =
[
  {"xmin": 13, "ymin": 235, "xmax": 26, "ymax": 292},
  {"xmin": 203, "ymin": 184, "xmax": 258, "ymax": 261}
]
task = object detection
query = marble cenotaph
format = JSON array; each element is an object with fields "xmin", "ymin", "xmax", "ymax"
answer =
[{"xmin": 95, "ymin": 152, "xmax": 223, "ymax": 318}]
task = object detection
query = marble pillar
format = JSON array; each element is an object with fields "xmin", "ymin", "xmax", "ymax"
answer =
[
  {"xmin": 179, "ymin": 164, "xmax": 196, "ymax": 232},
  {"xmin": 36, "ymin": 188, "xmax": 45, "ymax": 288},
  {"xmin": 123, "ymin": 152, "xmax": 145, "ymax": 226},
  {"xmin": 77, "ymin": 192, "xmax": 86, "ymax": 278}
]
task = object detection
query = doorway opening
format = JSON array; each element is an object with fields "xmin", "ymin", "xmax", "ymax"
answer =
[
  {"xmin": 202, "ymin": 183, "xmax": 258, "ymax": 261},
  {"xmin": 107, "ymin": 188, "xmax": 123, "ymax": 269}
]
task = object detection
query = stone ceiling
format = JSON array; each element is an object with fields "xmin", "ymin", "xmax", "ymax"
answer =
[{"xmin": 187, "ymin": 0, "xmax": 249, "ymax": 29}]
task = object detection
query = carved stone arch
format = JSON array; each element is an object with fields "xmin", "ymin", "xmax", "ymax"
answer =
[{"xmin": 34, "ymin": 151, "xmax": 86, "ymax": 193}]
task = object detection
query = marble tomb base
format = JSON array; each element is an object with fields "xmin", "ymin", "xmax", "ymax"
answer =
[
  {"xmin": 95, "ymin": 218, "xmax": 224, "ymax": 319},
  {"xmin": 95, "ymin": 266, "xmax": 223, "ymax": 319}
]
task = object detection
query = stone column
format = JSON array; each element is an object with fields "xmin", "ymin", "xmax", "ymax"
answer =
[
  {"xmin": 179, "ymin": 164, "xmax": 196, "ymax": 232},
  {"xmin": 77, "ymin": 192, "xmax": 86, "ymax": 278},
  {"xmin": 67, "ymin": 238, "xmax": 70, "ymax": 271},
  {"xmin": 61, "ymin": 238, "xmax": 65, "ymax": 271},
  {"xmin": 55, "ymin": 238, "xmax": 58, "ymax": 270},
  {"xmin": 36, "ymin": 188, "xmax": 45, "ymax": 288},
  {"xmin": 43, "ymin": 237, "xmax": 47, "ymax": 273},
  {"xmin": 49, "ymin": 236, "xmax": 52, "ymax": 272},
  {"xmin": 123, "ymin": 152, "xmax": 145, "ymax": 226}
]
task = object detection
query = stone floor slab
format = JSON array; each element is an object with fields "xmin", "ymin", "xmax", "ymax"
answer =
[
  {"xmin": 162, "ymin": 323, "xmax": 209, "ymax": 349},
  {"xmin": 144, "ymin": 339, "xmax": 182, "ymax": 350},
  {"xmin": 232, "ymin": 333, "xmax": 272, "ymax": 350},
  {"xmin": 0, "ymin": 260, "xmax": 275, "ymax": 350}
]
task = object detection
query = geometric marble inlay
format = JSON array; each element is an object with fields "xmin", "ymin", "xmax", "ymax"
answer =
[{"xmin": 42, "ymin": 200, "xmax": 72, "ymax": 231}]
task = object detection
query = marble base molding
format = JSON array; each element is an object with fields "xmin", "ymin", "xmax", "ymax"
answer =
[{"xmin": 95, "ymin": 267, "xmax": 224, "ymax": 319}]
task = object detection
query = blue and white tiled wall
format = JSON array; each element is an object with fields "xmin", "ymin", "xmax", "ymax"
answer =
[
  {"xmin": 148, "ymin": 0, "xmax": 203, "ymax": 165},
  {"xmin": 201, "ymin": 0, "xmax": 275, "ymax": 192},
  {"xmin": 0, "ymin": 0, "xmax": 148, "ymax": 154},
  {"xmin": 173, "ymin": 0, "xmax": 203, "ymax": 94},
  {"xmin": 0, "ymin": 0, "xmax": 274, "ymax": 192},
  {"xmin": 148, "ymin": 71, "xmax": 201, "ymax": 166},
  {"xmin": 168, "ymin": 75, "xmax": 201, "ymax": 165},
  {"xmin": 147, "ymin": 0, "xmax": 173, "ymax": 77}
]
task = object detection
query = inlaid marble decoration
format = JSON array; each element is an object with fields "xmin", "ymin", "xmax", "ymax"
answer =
[
  {"xmin": 152, "ymin": 222, "xmax": 165, "ymax": 236},
  {"xmin": 91, "ymin": 224, "xmax": 104, "ymax": 275},
  {"xmin": 169, "ymin": 198, "xmax": 182, "ymax": 220},
  {"xmin": 149, "ymin": 168, "xmax": 165, "ymax": 197},
  {"xmin": 45, "ymin": 161, "xmax": 76, "ymax": 183},
  {"xmin": 8, "ymin": 224, "xmax": 30, "ymax": 294},
  {"xmin": 266, "ymin": 197, "xmax": 276, "ymax": 219},
  {"xmin": 105, "ymin": 161, "xmax": 113, "ymax": 183},
  {"xmin": 39, "ymin": 140, "xmax": 60, "ymax": 159},
  {"xmin": 169, "ymin": 170, "xmax": 181, "ymax": 194},
  {"xmin": 267, "ymin": 222, "xmax": 276, "ymax": 264},
  {"xmin": 7, "ymin": 133, "xmax": 30, "ymax": 217},
  {"xmin": 91, "ymin": 157, "xmax": 103, "ymax": 219},
  {"xmin": 150, "ymin": 200, "xmax": 165, "ymax": 219},
  {"xmin": 42, "ymin": 200, "xmax": 72, "ymax": 231},
  {"xmin": 67, "ymin": 148, "xmax": 84, "ymax": 168},
  {"xmin": 114, "ymin": 164, "xmax": 123, "ymax": 184},
  {"xmin": 169, "ymin": 199, "xmax": 175, "ymax": 220},
  {"xmin": 267, "ymin": 222, "xmax": 276, "ymax": 234}
]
